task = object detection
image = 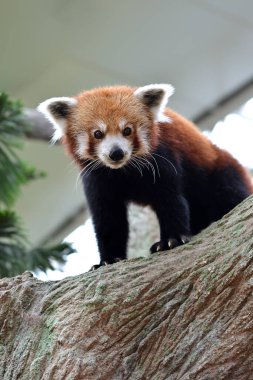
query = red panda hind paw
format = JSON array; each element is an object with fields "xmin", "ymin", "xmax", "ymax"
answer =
[{"xmin": 150, "ymin": 236, "xmax": 191, "ymax": 254}]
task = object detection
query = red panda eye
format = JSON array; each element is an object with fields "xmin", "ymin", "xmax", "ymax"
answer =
[
  {"xmin": 123, "ymin": 127, "xmax": 132, "ymax": 137},
  {"xmin": 94, "ymin": 130, "xmax": 104, "ymax": 139}
]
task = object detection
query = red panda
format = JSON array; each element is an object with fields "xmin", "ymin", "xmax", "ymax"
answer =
[{"xmin": 38, "ymin": 84, "xmax": 253, "ymax": 269}]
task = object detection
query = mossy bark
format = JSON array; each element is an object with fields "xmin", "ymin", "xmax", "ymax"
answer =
[{"xmin": 1, "ymin": 196, "xmax": 253, "ymax": 380}]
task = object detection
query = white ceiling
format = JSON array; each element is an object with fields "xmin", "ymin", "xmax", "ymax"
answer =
[
  {"xmin": 1, "ymin": 0, "xmax": 253, "ymax": 245},
  {"xmin": 1, "ymin": 0, "xmax": 253, "ymax": 118}
]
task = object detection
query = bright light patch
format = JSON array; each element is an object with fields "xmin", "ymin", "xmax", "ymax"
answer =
[
  {"xmin": 35, "ymin": 219, "xmax": 100, "ymax": 281},
  {"xmin": 241, "ymin": 98, "xmax": 253, "ymax": 119},
  {"xmin": 209, "ymin": 113, "xmax": 253, "ymax": 169}
]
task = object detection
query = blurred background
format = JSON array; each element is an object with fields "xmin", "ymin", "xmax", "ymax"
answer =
[{"xmin": 1, "ymin": 0, "xmax": 253, "ymax": 279}]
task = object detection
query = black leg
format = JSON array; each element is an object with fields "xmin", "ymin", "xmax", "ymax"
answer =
[
  {"xmin": 85, "ymin": 191, "xmax": 128, "ymax": 267},
  {"xmin": 83, "ymin": 172, "xmax": 129, "ymax": 269},
  {"xmin": 150, "ymin": 194, "xmax": 191, "ymax": 253},
  {"xmin": 92, "ymin": 199, "xmax": 129, "ymax": 264}
]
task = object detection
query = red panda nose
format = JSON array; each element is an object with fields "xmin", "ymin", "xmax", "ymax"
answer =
[{"xmin": 109, "ymin": 147, "xmax": 125, "ymax": 162}]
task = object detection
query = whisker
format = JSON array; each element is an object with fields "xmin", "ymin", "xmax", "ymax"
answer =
[
  {"xmin": 84, "ymin": 159, "xmax": 101, "ymax": 176},
  {"xmin": 150, "ymin": 154, "xmax": 160, "ymax": 178},
  {"xmin": 148, "ymin": 161, "xmax": 156, "ymax": 184},
  {"xmin": 75, "ymin": 166, "xmax": 87, "ymax": 190},
  {"xmin": 133, "ymin": 156, "xmax": 150, "ymax": 170},
  {"xmin": 129, "ymin": 159, "xmax": 143, "ymax": 176},
  {"xmin": 138, "ymin": 156, "xmax": 156, "ymax": 183},
  {"xmin": 87, "ymin": 164, "xmax": 101, "ymax": 176},
  {"xmin": 131, "ymin": 157, "xmax": 145, "ymax": 173},
  {"xmin": 75, "ymin": 159, "xmax": 100, "ymax": 190},
  {"xmin": 83, "ymin": 159, "xmax": 97, "ymax": 172},
  {"xmin": 152, "ymin": 153, "xmax": 178, "ymax": 175}
]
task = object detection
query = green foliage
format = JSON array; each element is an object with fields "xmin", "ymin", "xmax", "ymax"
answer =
[
  {"xmin": 0, "ymin": 92, "xmax": 74, "ymax": 278},
  {"xmin": 0, "ymin": 92, "xmax": 45, "ymax": 207}
]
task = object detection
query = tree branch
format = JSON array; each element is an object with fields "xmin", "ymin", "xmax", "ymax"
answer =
[
  {"xmin": 0, "ymin": 196, "xmax": 253, "ymax": 379},
  {"xmin": 23, "ymin": 108, "xmax": 54, "ymax": 142}
]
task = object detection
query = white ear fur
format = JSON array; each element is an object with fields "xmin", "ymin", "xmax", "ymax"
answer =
[
  {"xmin": 37, "ymin": 97, "xmax": 77, "ymax": 143},
  {"xmin": 134, "ymin": 84, "xmax": 174, "ymax": 122}
]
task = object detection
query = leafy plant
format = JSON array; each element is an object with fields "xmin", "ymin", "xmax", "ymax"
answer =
[{"xmin": 0, "ymin": 92, "xmax": 74, "ymax": 278}]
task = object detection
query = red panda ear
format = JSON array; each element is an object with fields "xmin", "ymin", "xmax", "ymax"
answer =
[
  {"xmin": 134, "ymin": 84, "xmax": 174, "ymax": 122},
  {"xmin": 37, "ymin": 97, "xmax": 77, "ymax": 143}
]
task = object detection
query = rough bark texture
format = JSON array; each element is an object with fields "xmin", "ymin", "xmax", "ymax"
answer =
[{"xmin": 1, "ymin": 196, "xmax": 253, "ymax": 380}]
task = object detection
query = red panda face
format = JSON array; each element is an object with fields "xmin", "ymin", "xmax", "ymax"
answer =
[
  {"xmin": 38, "ymin": 84, "xmax": 174, "ymax": 169},
  {"xmin": 70, "ymin": 88, "xmax": 154, "ymax": 169},
  {"xmin": 75, "ymin": 118, "xmax": 140, "ymax": 169}
]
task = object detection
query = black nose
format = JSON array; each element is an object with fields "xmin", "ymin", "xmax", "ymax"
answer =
[{"xmin": 109, "ymin": 147, "xmax": 124, "ymax": 162}]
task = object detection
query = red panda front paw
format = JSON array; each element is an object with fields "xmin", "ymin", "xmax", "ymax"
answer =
[
  {"xmin": 150, "ymin": 235, "xmax": 191, "ymax": 254},
  {"xmin": 89, "ymin": 261, "xmax": 109, "ymax": 271}
]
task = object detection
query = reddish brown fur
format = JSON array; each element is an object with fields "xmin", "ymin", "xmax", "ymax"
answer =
[
  {"xmin": 61, "ymin": 85, "xmax": 253, "ymax": 193},
  {"xmin": 162, "ymin": 109, "xmax": 253, "ymax": 193},
  {"xmin": 160, "ymin": 109, "xmax": 217, "ymax": 166},
  {"xmin": 72, "ymin": 86, "xmax": 151, "ymax": 135}
]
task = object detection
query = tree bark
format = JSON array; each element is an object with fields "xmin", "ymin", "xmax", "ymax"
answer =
[{"xmin": 0, "ymin": 196, "xmax": 253, "ymax": 380}]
